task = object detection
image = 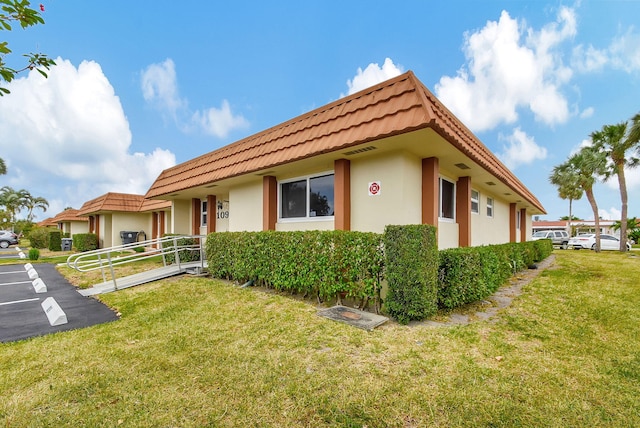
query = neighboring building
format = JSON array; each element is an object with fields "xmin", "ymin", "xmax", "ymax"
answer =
[
  {"xmin": 146, "ymin": 71, "xmax": 545, "ymax": 249},
  {"xmin": 78, "ymin": 192, "xmax": 171, "ymax": 248},
  {"xmin": 36, "ymin": 209, "xmax": 89, "ymax": 237},
  {"xmin": 533, "ymin": 219, "xmax": 622, "ymax": 237}
]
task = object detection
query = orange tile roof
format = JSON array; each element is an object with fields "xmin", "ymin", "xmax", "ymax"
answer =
[
  {"xmin": 37, "ymin": 217, "xmax": 57, "ymax": 227},
  {"xmin": 139, "ymin": 198, "xmax": 172, "ymax": 212},
  {"xmin": 51, "ymin": 208, "xmax": 89, "ymax": 223},
  {"xmin": 146, "ymin": 71, "xmax": 544, "ymax": 213},
  {"xmin": 78, "ymin": 192, "xmax": 170, "ymax": 216}
]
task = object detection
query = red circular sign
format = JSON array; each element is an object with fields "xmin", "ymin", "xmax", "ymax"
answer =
[{"xmin": 369, "ymin": 182, "xmax": 380, "ymax": 195}]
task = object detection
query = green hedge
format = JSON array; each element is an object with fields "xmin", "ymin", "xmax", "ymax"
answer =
[
  {"xmin": 28, "ymin": 227, "xmax": 54, "ymax": 249},
  {"xmin": 383, "ymin": 224, "xmax": 439, "ymax": 324},
  {"xmin": 437, "ymin": 239, "xmax": 553, "ymax": 310},
  {"xmin": 72, "ymin": 233, "xmax": 98, "ymax": 252},
  {"xmin": 162, "ymin": 234, "xmax": 202, "ymax": 264},
  {"xmin": 206, "ymin": 230, "xmax": 383, "ymax": 306},
  {"xmin": 48, "ymin": 230, "xmax": 62, "ymax": 251}
]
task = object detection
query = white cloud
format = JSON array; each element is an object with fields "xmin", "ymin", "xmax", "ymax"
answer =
[
  {"xmin": 141, "ymin": 58, "xmax": 186, "ymax": 119},
  {"xmin": 191, "ymin": 100, "xmax": 250, "ymax": 139},
  {"xmin": 609, "ymin": 27, "xmax": 640, "ymax": 72},
  {"xmin": 141, "ymin": 59, "xmax": 248, "ymax": 137},
  {"xmin": 343, "ymin": 58, "xmax": 404, "ymax": 97},
  {"xmin": 0, "ymin": 58, "xmax": 176, "ymax": 219},
  {"xmin": 598, "ymin": 207, "xmax": 621, "ymax": 221},
  {"xmin": 435, "ymin": 7, "xmax": 576, "ymax": 132},
  {"xmin": 580, "ymin": 107, "xmax": 595, "ymax": 119},
  {"xmin": 497, "ymin": 127, "xmax": 547, "ymax": 169}
]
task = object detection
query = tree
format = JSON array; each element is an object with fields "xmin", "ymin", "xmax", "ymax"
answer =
[
  {"xmin": 549, "ymin": 165, "xmax": 583, "ymax": 236},
  {"xmin": 591, "ymin": 119, "xmax": 640, "ymax": 251},
  {"xmin": 24, "ymin": 193, "xmax": 48, "ymax": 221},
  {"xmin": 555, "ymin": 146, "xmax": 608, "ymax": 252},
  {"xmin": 0, "ymin": 157, "xmax": 5, "ymax": 175},
  {"xmin": 0, "ymin": 185, "xmax": 29, "ymax": 227},
  {"xmin": 0, "ymin": 0, "xmax": 56, "ymax": 95}
]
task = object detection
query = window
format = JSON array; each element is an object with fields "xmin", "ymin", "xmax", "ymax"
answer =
[
  {"xmin": 201, "ymin": 200, "xmax": 207, "ymax": 226},
  {"xmin": 471, "ymin": 190, "xmax": 479, "ymax": 214},
  {"xmin": 280, "ymin": 173, "xmax": 334, "ymax": 219},
  {"xmin": 516, "ymin": 209, "xmax": 521, "ymax": 230},
  {"xmin": 486, "ymin": 197, "xmax": 494, "ymax": 217},
  {"xmin": 439, "ymin": 177, "xmax": 455, "ymax": 220}
]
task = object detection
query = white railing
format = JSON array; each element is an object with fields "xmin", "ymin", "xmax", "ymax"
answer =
[{"xmin": 66, "ymin": 235, "xmax": 206, "ymax": 290}]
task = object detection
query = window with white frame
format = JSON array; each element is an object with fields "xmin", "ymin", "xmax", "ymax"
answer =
[
  {"xmin": 201, "ymin": 200, "xmax": 207, "ymax": 226},
  {"xmin": 439, "ymin": 177, "xmax": 455, "ymax": 220},
  {"xmin": 280, "ymin": 173, "xmax": 334, "ymax": 219},
  {"xmin": 471, "ymin": 190, "xmax": 479, "ymax": 214},
  {"xmin": 516, "ymin": 209, "xmax": 521, "ymax": 230},
  {"xmin": 486, "ymin": 197, "xmax": 494, "ymax": 218}
]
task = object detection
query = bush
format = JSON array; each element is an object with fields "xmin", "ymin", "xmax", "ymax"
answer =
[
  {"xmin": 48, "ymin": 230, "xmax": 62, "ymax": 251},
  {"xmin": 28, "ymin": 248, "xmax": 40, "ymax": 260},
  {"xmin": 206, "ymin": 230, "xmax": 384, "ymax": 306},
  {"xmin": 437, "ymin": 240, "xmax": 553, "ymax": 310},
  {"xmin": 28, "ymin": 227, "xmax": 53, "ymax": 249},
  {"xmin": 72, "ymin": 233, "xmax": 98, "ymax": 252},
  {"xmin": 162, "ymin": 234, "xmax": 201, "ymax": 263},
  {"xmin": 382, "ymin": 224, "xmax": 439, "ymax": 324}
]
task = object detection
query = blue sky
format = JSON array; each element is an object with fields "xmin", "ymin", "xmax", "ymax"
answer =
[{"xmin": 1, "ymin": 0, "xmax": 639, "ymax": 222}]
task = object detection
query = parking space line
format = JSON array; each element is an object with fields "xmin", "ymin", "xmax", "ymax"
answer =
[
  {"xmin": 0, "ymin": 297, "xmax": 40, "ymax": 306},
  {"xmin": 0, "ymin": 271, "xmax": 27, "ymax": 275},
  {"xmin": 1, "ymin": 281, "xmax": 32, "ymax": 286}
]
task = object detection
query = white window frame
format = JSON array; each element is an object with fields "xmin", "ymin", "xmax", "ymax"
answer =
[
  {"xmin": 278, "ymin": 171, "xmax": 335, "ymax": 222},
  {"xmin": 471, "ymin": 189, "xmax": 480, "ymax": 214},
  {"xmin": 486, "ymin": 197, "xmax": 494, "ymax": 218},
  {"xmin": 439, "ymin": 176, "xmax": 456, "ymax": 221},
  {"xmin": 201, "ymin": 200, "xmax": 207, "ymax": 227}
]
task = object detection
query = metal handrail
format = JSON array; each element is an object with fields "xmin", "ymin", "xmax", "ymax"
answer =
[{"xmin": 66, "ymin": 235, "xmax": 206, "ymax": 290}]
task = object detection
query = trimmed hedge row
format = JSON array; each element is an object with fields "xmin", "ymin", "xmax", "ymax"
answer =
[
  {"xmin": 72, "ymin": 233, "xmax": 98, "ymax": 252},
  {"xmin": 204, "ymin": 228, "xmax": 553, "ymax": 324},
  {"xmin": 206, "ymin": 230, "xmax": 383, "ymax": 305},
  {"xmin": 161, "ymin": 234, "xmax": 202, "ymax": 264},
  {"xmin": 437, "ymin": 239, "xmax": 553, "ymax": 309},
  {"xmin": 48, "ymin": 230, "xmax": 62, "ymax": 251},
  {"xmin": 384, "ymin": 225, "xmax": 439, "ymax": 324}
]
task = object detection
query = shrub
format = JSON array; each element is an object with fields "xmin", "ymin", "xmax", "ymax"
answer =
[
  {"xmin": 48, "ymin": 230, "xmax": 62, "ymax": 251},
  {"xmin": 162, "ymin": 234, "xmax": 201, "ymax": 264},
  {"xmin": 206, "ymin": 230, "xmax": 384, "ymax": 307},
  {"xmin": 28, "ymin": 248, "xmax": 40, "ymax": 260},
  {"xmin": 383, "ymin": 224, "xmax": 439, "ymax": 324},
  {"xmin": 28, "ymin": 227, "xmax": 53, "ymax": 249},
  {"xmin": 72, "ymin": 233, "xmax": 98, "ymax": 252}
]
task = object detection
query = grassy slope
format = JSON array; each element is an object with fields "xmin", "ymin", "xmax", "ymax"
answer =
[{"xmin": 1, "ymin": 250, "xmax": 639, "ymax": 427}]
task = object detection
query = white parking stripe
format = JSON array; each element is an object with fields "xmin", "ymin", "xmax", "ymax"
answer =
[
  {"xmin": 0, "ymin": 271, "xmax": 27, "ymax": 275},
  {"xmin": 1, "ymin": 281, "xmax": 32, "ymax": 286},
  {"xmin": 0, "ymin": 298, "xmax": 40, "ymax": 306}
]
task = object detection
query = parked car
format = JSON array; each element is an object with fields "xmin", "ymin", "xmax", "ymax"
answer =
[
  {"xmin": 0, "ymin": 230, "xmax": 19, "ymax": 249},
  {"xmin": 532, "ymin": 230, "xmax": 570, "ymax": 249},
  {"xmin": 568, "ymin": 233, "xmax": 631, "ymax": 251}
]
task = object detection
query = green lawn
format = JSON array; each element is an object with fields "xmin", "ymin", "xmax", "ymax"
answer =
[{"xmin": 1, "ymin": 250, "xmax": 639, "ymax": 427}]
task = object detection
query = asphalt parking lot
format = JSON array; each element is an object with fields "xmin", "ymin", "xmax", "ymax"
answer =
[{"xmin": 0, "ymin": 259, "xmax": 119, "ymax": 343}]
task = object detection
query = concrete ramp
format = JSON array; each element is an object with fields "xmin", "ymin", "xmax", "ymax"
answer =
[{"xmin": 79, "ymin": 262, "xmax": 206, "ymax": 296}]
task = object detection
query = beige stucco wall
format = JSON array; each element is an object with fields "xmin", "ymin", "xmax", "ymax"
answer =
[
  {"xmin": 350, "ymin": 152, "xmax": 422, "ymax": 233},
  {"xmin": 215, "ymin": 195, "xmax": 230, "ymax": 233},
  {"xmin": 471, "ymin": 190, "xmax": 510, "ymax": 246},
  {"xmin": 111, "ymin": 212, "xmax": 152, "ymax": 245},
  {"xmin": 100, "ymin": 214, "xmax": 112, "ymax": 248},
  {"xmin": 172, "ymin": 200, "xmax": 191, "ymax": 234},
  {"xmin": 229, "ymin": 182, "xmax": 262, "ymax": 232},
  {"xmin": 69, "ymin": 221, "xmax": 89, "ymax": 237},
  {"xmin": 276, "ymin": 219, "xmax": 334, "ymax": 231},
  {"xmin": 438, "ymin": 220, "xmax": 459, "ymax": 249}
]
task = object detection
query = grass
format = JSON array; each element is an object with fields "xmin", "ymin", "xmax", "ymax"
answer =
[{"xmin": 1, "ymin": 250, "xmax": 639, "ymax": 427}]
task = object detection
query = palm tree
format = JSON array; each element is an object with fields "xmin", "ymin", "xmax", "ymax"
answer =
[
  {"xmin": 24, "ymin": 194, "xmax": 49, "ymax": 221},
  {"xmin": 592, "ymin": 119, "xmax": 640, "ymax": 251},
  {"xmin": 0, "ymin": 186, "xmax": 29, "ymax": 229},
  {"xmin": 549, "ymin": 165, "xmax": 583, "ymax": 236},
  {"xmin": 556, "ymin": 146, "xmax": 608, "ymax": 251},
  {"xmin": 0, "ymin": 158, "xmax": 6, "ymax": 175}
]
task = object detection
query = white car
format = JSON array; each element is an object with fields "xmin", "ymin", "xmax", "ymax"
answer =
[{"xmin": 568, "ymin": 233, "xmax": 631, "ymax": 251}]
